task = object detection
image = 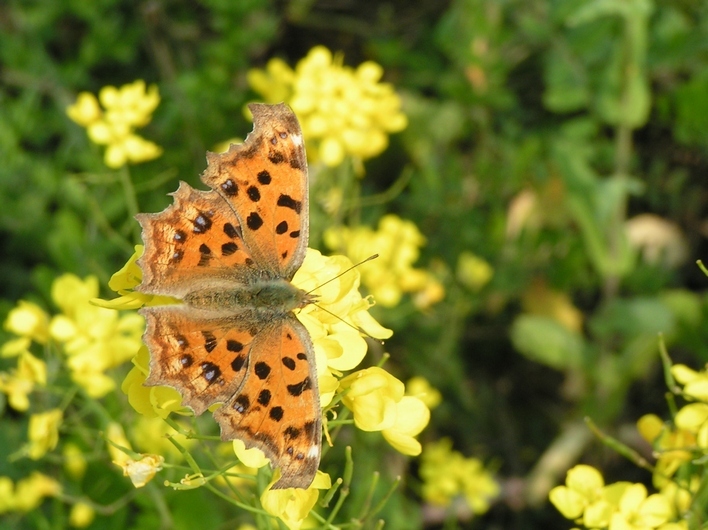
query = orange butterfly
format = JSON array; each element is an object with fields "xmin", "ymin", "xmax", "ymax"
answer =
[{"xmin": 135, "ymin": 103, "xmax": 320, "ymax": 489}]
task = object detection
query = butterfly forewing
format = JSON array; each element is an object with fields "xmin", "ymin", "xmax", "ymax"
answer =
[
  {"xmin": 200, "ymin": 103, "xmax": 309, "ymax": 280},
  {"xmin": 136, "ymin": 183, "xmax": 255, "ymax": 299}
]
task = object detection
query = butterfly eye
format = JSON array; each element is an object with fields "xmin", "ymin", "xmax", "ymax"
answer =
[{"xmin": 280, "ymin": 132, "xmax": 287, "ymax": 139}]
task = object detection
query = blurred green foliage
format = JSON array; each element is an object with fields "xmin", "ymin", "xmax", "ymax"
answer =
[{"xmin": 3, "ymin": 0, "xmax": 708, "ymax": 528}]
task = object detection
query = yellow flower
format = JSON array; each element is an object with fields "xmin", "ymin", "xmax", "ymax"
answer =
[
  {"xmin": 95, "ymin": 245, "xmax": 178, "ymax": 311},
  {"xmin": 66, "ymin": 92, "xmax": 102, "ymax": 127},
  {"xmin": 457, "ymin": 251, "xmax": 494, "ymax": 291},
  {"xmin": 121, "ymin": 345, "xmax": 186, "ymax": 418},
  {"xmin": 420, "ymin": 438, "xmax": 499, "ymax": 514},
  {"xmin": 406, "ymin": 376, "xmax": 442, "ymax": 409},
  {"xmin": 675, "ymin": 403, "xmax": 708, "ymax": 447},
  {"xmin": 67, "ymin": 80, "xmax": 162, "ymax": 168},
  {"xmin": 132, "ymin": 415, "xmax": 194, "ymax": 459},
  {"xmin": 609, "ymin": 483, "xmax": 671, "ymax": 530},
  {"xmin": 248, "ymin": 46, "xmax": 406, "ymax": 167},
  {"xmin": 0, "ymin": 351, "xmax": 46, "ymax": 411},
  {"xmin": 118, "ymin": 454, "xmax": 165, "ymax": 488},
  {"xmin": 63, "ymin": 443, "xmax": 87, "ymax": 480},
  {"xmin": 659, "ymin": 478, "xmax": 695, "ymax": 520},
  {"xmin": 260, "ymin": 470, "xmax": 331, "ymax": 530},
  {"xmin": 12, "ymin": 472, "xmax": 61, "ymax": 512},
  {"xmin": 671, "ymin": 363, "xmax": 708, "ymax": 401},
  {"xmin": 27, "ymin": 409, "xmax": 62, "ymax": 460},
  {"xmin": 549, "ymin": 465, "xmax": 610, "ymax": 524},
  {"xmin": 99, "ymin": 80, "xmax": 160, "ymax": 128},
  {"xmin": 325, "ymin": 214, "xmax": 443, "ymax": 308},
  {"xmin": 339, "ymin": 367, "xmax": 403, "ymax": 431},
  {"xmin": 0, "ymin": 476, "xmax": 14, "ymax": 513},
  {"xmin": 295, "ymin": 249, "xmax": 392, "ymax": 402},
  {"xmin": 69, "ymin": 502, "xmax": 95, "ymax": 528},
  {"xmin": 637, "ymin": 413, "xmax": 694, "ymax": 486},
  {"xmin": 339, "ymin": 367, "xmax": 429, "ymax": 455},
  {"xmin": 4, "ymin": 300, "xmax": 50, "ymax": 344},
  {"xmin": 49, "ymin": 273, "xmax": 144, "ymax": 397},
  {"xmin": 381, "ymin": 395, "xmax": 429, "ymax": 456},
  {"xmin": 233, "ymin": 439, "xmax": 270, "ymax": 470}
]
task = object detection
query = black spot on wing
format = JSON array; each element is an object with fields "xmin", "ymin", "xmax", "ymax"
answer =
[
  {"xmin": 247, "ymin": 186, "xmax": 261, "ymax": 202},
  {"xmin": 287, "ymin": 377, "xmax": 311, "ymax": 397},
  {"xmin": 257, "ymin": 170, "xmax": 271, "ymax": 185},
  {"xmin": 221, "ymin": 179, "xmax": 238, "ymax": 196},
  {"xmin": 223, "ymin": 223, "xmax": 240, "ymax": 239},
  {"xmin": 277, "ymin": 194, "xmax": 302, "ymax": 213},
  {"xmin": 192, "ymin": 212, "xmax": 213, "ymax": 233},
  {"xmin": 202, "ymin": 331, "xmax": 217, "ymax": 353},
  {"xmin": 282, "ymin": 357, "xmax": 296, "ymax": 371},
  {"xmin": 254, "ymin": 362, "xmax": 271, "ymax": 380},
  {"xmin": 227, "ymin": 340, "xmax": 244, "ymax": 352},
  {"xmin": 221, "ymin": 242, "xmax": 238, "ymax": 256},
  {"xmin": 268, "ymin": 151, "xmax": 285, "ymax": 164},
  {"xmin": 198, "ymin": 243, "xmax": 212, "ymax": 266},
  {"xmin": 269, "ymin": 406, "xmax": 284, "ymax": 422},
  {"xmin": 247, "ymin": 212, "xmax": 263, "ymax": 230},
  {"xmin": 258, "ymin": 389, "xmax": 271, "ymax": 406},
  {"xmin": 179, "ymin": 354, "xmax": 193, "ymax": 367},
  {"xmin": 201, "ymin": 362, "xmax": 221, "ymax": 384},
  {"xmin": 231, "ymin": 354, "xmax": 245, "ymax": 372},
  {"xmin": 284, "ymin": 426, "xmax": 301, "ymax": 440},
  {"xmin": 233, "ymin": 394, "xmax": 249, "ymax": 413}
]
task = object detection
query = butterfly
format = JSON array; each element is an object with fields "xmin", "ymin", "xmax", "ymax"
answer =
[{"xmin": 135, "ymin": 103, "xmax": 321, "ymax": 489}]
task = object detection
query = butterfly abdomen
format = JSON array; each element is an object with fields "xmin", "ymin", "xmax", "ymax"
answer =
[{"xmin": 183, "ymin": 279, "xmax": 310, "ymax": 313}]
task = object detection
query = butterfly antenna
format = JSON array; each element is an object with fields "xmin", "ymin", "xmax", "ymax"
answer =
[
  {"xmin": 304, "ymin": 254, "xmax": 383, "ymax": 344},
  {"xmin": 304, "ymin": 254, "xmax": 379, "ymax": 297},
  {"xmin": 309, "ymin": 301, "xmax": 384, "ymax": 344}
]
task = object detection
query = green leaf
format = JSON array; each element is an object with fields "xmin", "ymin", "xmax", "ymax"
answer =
[{"xmin": 511, "ymin": 315, "xmax": 585, "ymax": 370}]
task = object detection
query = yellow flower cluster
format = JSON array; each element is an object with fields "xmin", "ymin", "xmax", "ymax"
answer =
[
  {"xmin": 551, "ymin": 362, "xmax": 708, "ymax": 530},
  {"xmin": 419, "ymin": 438, "xmax": 499, "ymax": 515},
  {"xmin": 550, "ymin": 465, "xmax": 686, "ymax": 530},
  {"xmin": 248, "ymin": 46, "xmax": 407, "ymax": 167},
  {"xmin": 636, "ymin": 363, "xmax": 708, "ymax": 489},
  {"xmin": 1, "ymin": 274, "xmax": 143, "ymax": 404},
  {"xmin": 325, "ymin": 214, "xmax": 444, "ymax": 308},
  {"xmin": 0, "ymin": 472, "xmax": 61, "ymax": 514},
  {"xmin": 67, "ymin": 80, "xmax": 162, "ymax": 168}
]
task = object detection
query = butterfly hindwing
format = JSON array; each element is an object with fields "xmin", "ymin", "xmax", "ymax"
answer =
[
  {"xmin": 140, "ymin": 305, "xmax": 258, "ymax": 415},
  {"xmin": 214, "ymin": 315, "xmax": 321, "ymax": 489}
]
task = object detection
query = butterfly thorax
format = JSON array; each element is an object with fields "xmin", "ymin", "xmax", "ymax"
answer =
[{"xmin": 183, "ymin": 279, "xmax": 314, "ymax": 314}]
